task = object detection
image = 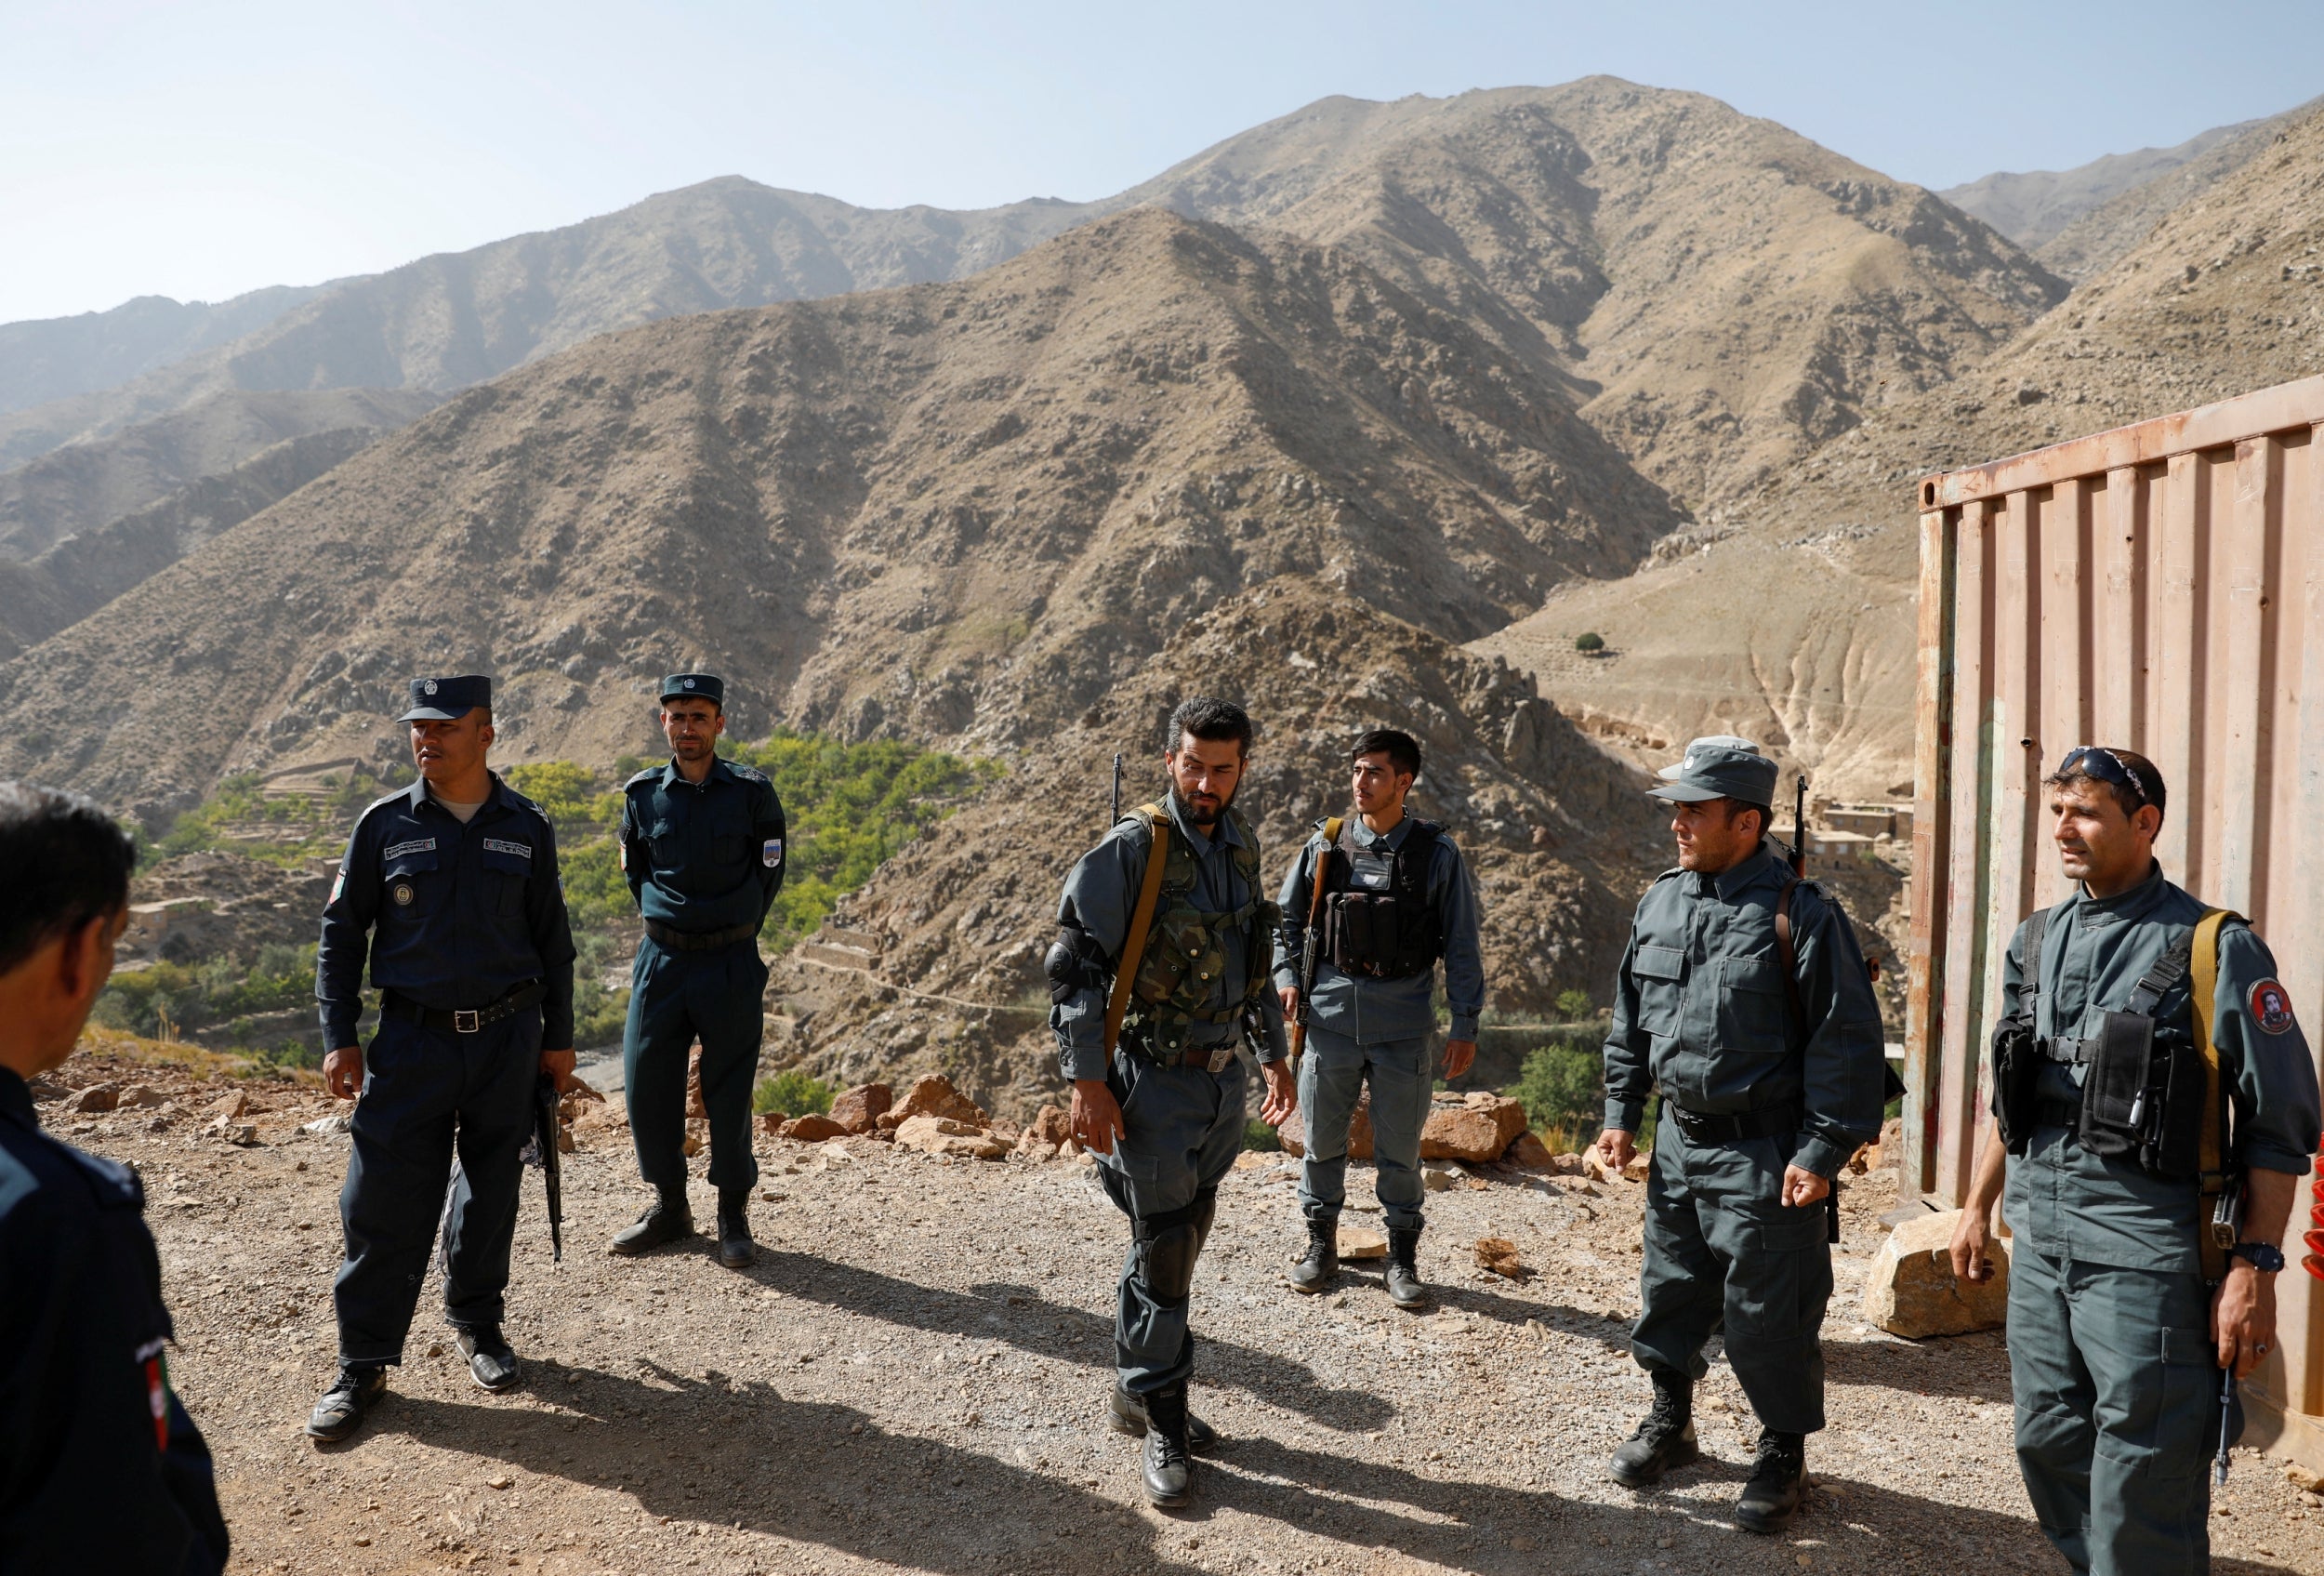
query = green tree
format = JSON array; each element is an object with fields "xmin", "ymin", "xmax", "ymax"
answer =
[{"xmin": 1574, "ymin": 631, "xmax": 1606, "ymax": 654}]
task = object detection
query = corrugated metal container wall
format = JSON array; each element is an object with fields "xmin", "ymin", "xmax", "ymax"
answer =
[{"xmin": 1909, "ymin": 373, "xmax": 2324, "ymax": 1469}]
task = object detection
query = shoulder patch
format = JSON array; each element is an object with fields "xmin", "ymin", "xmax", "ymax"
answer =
[{"xmin": 2249, "ymin": 978, "xmax": 2297, "ymax": 1035}]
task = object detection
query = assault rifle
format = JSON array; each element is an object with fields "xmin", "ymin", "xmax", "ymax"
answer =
[
  {"xmin": 1110, "ymin": 753, "xmax": 1123, "ymax": 828},
  {"xmin": 532, "ymin": 1073, "xmax": 564, "ymax": 1262}
]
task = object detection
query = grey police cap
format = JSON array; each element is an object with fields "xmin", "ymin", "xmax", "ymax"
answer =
[
  {"xmin": 1650, "ymin": 735, "xmax": 1777, "ymax": 807},
  {"xmin": 660, "ymin": 672, "xmax": 725, "ymax": 706},
  {"xmin": 396, "ymin": 673, "xmax": 492, "ymax": 722}
]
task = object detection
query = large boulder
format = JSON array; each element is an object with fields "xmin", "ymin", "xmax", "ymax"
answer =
[
  {"xmin": 892, "ymin": 1114, "xmax": 1008, "ymax": 1160},
  {"xmin": 1420, "ymin": 1093, "xmax": 1527, "ymax": 1161},
  {"xmin": 780, "ymin": 1114, "xmax": 851, "ymax": 1143},
  {"xmin": 830, "ymin": 1082, "xmax": 894, "ymax": 1134},
  {"xmin": 1861, "ymin": 1208, "xmax": 2011, "ymax": 1337},
  {"xmin": 891, "ymin": 1074, "xmax": 990, "ymax": 1129}
]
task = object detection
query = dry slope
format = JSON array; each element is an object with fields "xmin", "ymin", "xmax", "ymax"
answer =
[
  {"xmin": 0, "ymin": 208, "xmax": 1680, "ymax": 827},
  {"xmin": 1484, "ymin": 100, "xmax": 2324, "ymax": 796}
]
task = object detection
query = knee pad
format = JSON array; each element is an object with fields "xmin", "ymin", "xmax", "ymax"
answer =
[
  {"xmin": 1191, "ymin": 1187, "xmax": 1219, "ymax": 1252},
  {"xmin": 1140, "ymin": 1221, "xmax": 1203, "ymax": 1301}
]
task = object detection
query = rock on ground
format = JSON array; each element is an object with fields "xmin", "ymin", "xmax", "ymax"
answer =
[
  {"xmin": 1862, "ymin": 1208, "xmax": 2011, "ymax": 1337},
  {"xmin": 1420, "ymin": 1093, "xmax": 1528, "ymax": 1162}
]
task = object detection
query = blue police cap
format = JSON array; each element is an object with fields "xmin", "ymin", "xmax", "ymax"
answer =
[
  {"xmin": 396, "ymin": 674, "xmax": 493, "ymax": 722},
  {"xmin": 1650, "ymin": 735, "xmax": 1778, "ymax": 808},
  {"xmin": 660, "ymin": 673, "xmax": 725, "ymax": 706}
]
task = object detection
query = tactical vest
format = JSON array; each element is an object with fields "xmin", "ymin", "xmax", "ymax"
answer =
[
  {"xmin": 1318, "ymin": 818, "xmax": 1442, "ymax": 979},
  {"xmin": 1118, "ymin": 801, "xmax": 1278, "ymax": 1059}
]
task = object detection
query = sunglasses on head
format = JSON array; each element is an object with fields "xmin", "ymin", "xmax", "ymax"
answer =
[{"xmin": 2057, "ymin": 745, "xmax": 2148, "ymax": 807}]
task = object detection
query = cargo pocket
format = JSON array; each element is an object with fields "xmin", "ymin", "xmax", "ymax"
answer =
[
  {"xmin": 2099, "ymin": 1325, "xmax": 2220, "ymax": 1481},
  {"xmin": 1716, "ymin": 953, "xmax": 1790, "ymax": 1053},
  {"xmin": 1725, "ymin": 1199, "xmax": 1828, "ymax": 1342},
  {"xmin": 1631, "ymin": 945, "xmax": 1687, "ymax": 1038}
]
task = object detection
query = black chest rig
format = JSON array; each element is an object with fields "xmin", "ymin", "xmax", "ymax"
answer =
[{"xmin": 1319, "ymin": 818, "xmax": 1442, "ymax": 980}]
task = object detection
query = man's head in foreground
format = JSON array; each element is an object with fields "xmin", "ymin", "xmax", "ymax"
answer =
[
  {"xmin": 0, "ymin": 782, "xmax": 136, "ymax": 1082},
  {"xmin": 1164, "ymin": 697, "xmax": 1254, "ymax": 830}
]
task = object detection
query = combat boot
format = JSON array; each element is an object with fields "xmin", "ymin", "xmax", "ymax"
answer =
[
  {"xmin": 1141, "ymin": 1383, "xmax": 1196, "ymax": 1508},
  {"xmin": 1287, "ymin": 1219, "xmax": 1339, "ymax": 1293},
  {"xmin": 455, "ymin": 1324, "xmax": 522, "ymax": 1392},
  {"xmin": 716, "ymin": 1189, "xmax": 756, "ymax": 1269},
  {"xmin": 610, "ymin": 1195, "xmax": 693, "ymax": 1255},
  {"xmin": 305, "ymin": 1363, "xmax": 388, "ymax": 1444},
  {"xmin": 1608, "ymin": 1370, "xmax": 1699, "ymax": 1487},
  {"xmin": 1107, "ymin": 1385, "xmax": 1218, "ymax": 1453},
  {"xmin": 1735, "ymin": 1430, "xmax": 1807, "ymax": 1534},
  {"xmin": 1384, "ymin": 1225, "xmax": 1429, "ymax": 1310}
]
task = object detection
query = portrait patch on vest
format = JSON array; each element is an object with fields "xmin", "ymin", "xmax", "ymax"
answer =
[
  {"xmin": 762, "ymin": 838, "xmax": 785, "ymax": 868},
  {"xmin": 2250, "ymin": 978, "xmax": 2296, "ymax": 1035},
  {"xmin": 482, "ymin": 837, "xmax": 532, "ymax": 860},
  {"xmin": 382, "ymin": 838, "xmax": 437, "ymax": 861}
]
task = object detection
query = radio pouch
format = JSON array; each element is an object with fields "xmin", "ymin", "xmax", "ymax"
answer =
[
  {"xmin": 1990, "ymin": 906, "xmax": 2053, "ymax": 1154},
  {"xmin": 2078, "ymin": 1008, "xmax": 2158, "ymax": 1162}
]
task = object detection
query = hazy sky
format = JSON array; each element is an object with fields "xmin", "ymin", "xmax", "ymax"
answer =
[{"xmin": 5, "ymin": 0, "xmax": 2319, "ymax": 324}]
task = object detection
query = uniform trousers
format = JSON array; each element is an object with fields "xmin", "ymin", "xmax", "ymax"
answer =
[
  {"xmin": 2009, "ymin": 1243, "xmax": 2221, "ymax": 1576},
  {"xmin": 1096, "ymin": 1046, "xmax": 1246, "ymax": 1396},
  {"xmin": 1295, "ymin": 1026, "xmax": 1433, "ymax": 1231},
  {"xmin": 334, "ymin": 1007, "xmax": 540, "ymax": 1365},
  {"xmin": 624, "ymin": 934, "xmax": 766, "ymax": 1198},
  {"xmin": 1630, "ymin": 1117, "xmax": 1831, "ymax": 1435}
]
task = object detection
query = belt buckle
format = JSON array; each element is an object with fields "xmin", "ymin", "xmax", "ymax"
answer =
[
  {"xmin": 453, "ymin": 1009, "xmax": 481, "ymax": 1033},
  {"xmin": 1206, "ymin": 1045, "xmax": 1235, "ymax": 1075}
]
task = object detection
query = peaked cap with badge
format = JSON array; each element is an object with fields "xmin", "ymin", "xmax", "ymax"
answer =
[
  {"xmin": 396, "ymin": 673, "xmax": 493, "ymax": 722},
  {"xmin": 1650, "ymin": 735, "xmax": 1778, "ymax": 807},
  {"xmin": 660, "ymin": 673, "xmax": 724, "ymax": 706}
]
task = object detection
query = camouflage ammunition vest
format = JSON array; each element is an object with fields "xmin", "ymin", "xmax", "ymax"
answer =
[{"xmin": 1120, "ymin": 801, "xmax": 1278, "ymax": 1059}]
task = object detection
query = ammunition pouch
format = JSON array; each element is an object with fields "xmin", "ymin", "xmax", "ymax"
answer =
[
  {"xmin": 1318, "ymin": 820, "xmax": 1443, "ymax": 979},
  {"xmin": 1044, "ymin": 923, "xmax": 1112, "ymax": 1006}
]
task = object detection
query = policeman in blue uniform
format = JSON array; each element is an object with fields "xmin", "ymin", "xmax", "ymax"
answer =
[
  {"xmin": 1952, "ymin": 747, "xmax": 2322, "ymax": 1575},
  {"xmin": 1596, "ymin": 736, "xmax": 1886, "ymax": 1534},
  {"xmin": 0, "ymin": 782, "xmax": 231, "ymax": 1573},
  {"xmin": 308, "ymin": 675, "xmax": 576, "ymax": 1443},
  {"xmin": 608, "ymin": 674, "xmax": 788, "ymax": 1269}
]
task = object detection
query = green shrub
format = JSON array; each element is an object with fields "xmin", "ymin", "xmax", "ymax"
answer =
[
  {"xmin": 1553, "ymin": 986, "xmax": 1595, "ymax": 1022},
  {"xmin": 1503, "ymin": 1040, "xmax": 1604, "ymax": 1151},
  {"xmin": 755, "ymin": 1067, "xmax": 832, "ymax": 1116},
  {"xmin": 1242, "ymin": 1119, "xmax": 1282, "ymax": 1152},
  {"xmin": 1574, "ymin": 631, "xmax": 1606, "ymax": 654}
]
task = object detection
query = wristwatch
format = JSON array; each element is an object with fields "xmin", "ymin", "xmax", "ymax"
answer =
[{"xmin": 2228, "ymin": 1241, "xmax": 2288, "ymax": 1274}]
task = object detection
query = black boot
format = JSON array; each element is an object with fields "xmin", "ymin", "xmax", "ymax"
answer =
[
  {"xmin": 1287, "ymin": 1219, "xmax": 1339, "ymax": 1293},
  {"xmin": 1107, "ymin": 1385, "xmax": 1218, "ymax": 1452},
  {"xmin": 305, "ymin": 1364, "xmax": 388, "ymax": 1443},
  {"xmin": 610, "ymin": 1195, "xmax": 693, "ymax": 1256},
  {"xmin": 455, "ymin": 1324, "xmax": 522, "ymax": 1392},
  {"xmin": 1141, "ymin": 1384, "xmax": 1196, "ymax": 1508},
  {"xmin": 1735, "ymin": 1430, "xmax": 1807, "ymax": 1533},
  {"xmin": 1384, "ymin": 1225, "xmax": 1428, "ymax": 1310},
  {"xmin": 1608, "ymin": 1370, "xmax": 1699, "ymax": 1487},
  {"xmin": 716, "ymin": 1189, "xmax": 756, "ymax": 1268}
]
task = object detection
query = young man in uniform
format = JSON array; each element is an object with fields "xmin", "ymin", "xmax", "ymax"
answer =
[
  {"xmin": 308, "ymin": 675, "xmax": 577, "ymax": 1442},
  {"xmin": 1273, "ymin": 727, "xmax": 1485, "ymax": 1308},
  {"xmin": 0, "ymin": 783, "xmax": 231, "ymax": 1573},
  {"xmin": 607, "ymin": 674, "xmax": 788, "ymax": 1268},
  {"xmin": 1596, "ymin": 736, "xmax": 1885, "ymax": 1532},
  {"xmin": 1044, "ymin": 697, "xmax": 1297, "ymax": 1509},
  {"xmin": 1951, "ymin": 748, "xmax": 2320, "ymax": 1575}
]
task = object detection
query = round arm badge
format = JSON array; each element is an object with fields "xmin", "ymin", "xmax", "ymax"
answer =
[{"xmin": 2250, "ymin": 978, "xmax": 2297, "ymax": 1035}]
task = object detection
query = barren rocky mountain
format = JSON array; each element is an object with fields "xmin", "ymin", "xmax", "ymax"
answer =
[
  {"xmin": 0, "ymin": 424, "xmax": 401, "ymax": 658},
  {"xmin": 0, "ymin": 208, "xmax": 1678, "ymax": 828},
  {"xmin": 1942, "ymin": 112, "xmax": 2272, "ymax": 258},
  {"xmin": 0, "ymin": 386, "xmax": 437, "ymax": 560},
  {"xmin": 1486, "ymin": 99, "xmax": 2324, "ymax": 798},
  {"xmin": 0, "ymin": 283, "xmax": 332, "ymax": 415}
]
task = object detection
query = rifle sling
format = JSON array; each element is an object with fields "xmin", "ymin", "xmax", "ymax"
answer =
[
  {"xmin": 1103, "ymin": 804, "xmax": 1171, "ymax": 1056},
  {"xmin": 2191, "ymin": 907, "xmax": 2237, "ymax": 1282},
  {"xmin": 1289, "ymin": 817, "xmax": 1343, "ymax": 1057}
]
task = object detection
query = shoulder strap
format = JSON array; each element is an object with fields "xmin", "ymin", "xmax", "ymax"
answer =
[
  {"xmin": 2016, "ymin": 905, "xmax": 2053, "ymax": 1021},
  {"xmin": 1103, "ymin": 805, "xmax": 1172, "ymax": 1056},
  {"xmin": 2190, "ymin": 908, "xmax": 2238, "ymax": 1178},
  {"xmin": 1309, "ymin": 818, "xmax": 1343, "ymax": 918},
  {"xmin": 1774, "ymin": 877, "xmax": 1805, "ymax": 1033}
]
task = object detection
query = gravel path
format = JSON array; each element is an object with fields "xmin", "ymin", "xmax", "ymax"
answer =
[{"xmin": 44, "ymin": 1053, "xmax": 2324, "ymax": 1575}]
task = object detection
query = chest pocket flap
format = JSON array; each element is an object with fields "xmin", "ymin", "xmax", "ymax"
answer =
[
  {"xmin": 481, "ymin": 836, "xmax": 534, "ymax": 915},
  {"xmin": 1633, "ymin": 945, "xmax": 1687, "ymax": 984},
  {"xmin": 1718, "ymin": 952, "xmax": 1790, "ymax": 1050},
  {"xmin": 380, "ymin": 842, "xmax": 442, "ymax": 919}
]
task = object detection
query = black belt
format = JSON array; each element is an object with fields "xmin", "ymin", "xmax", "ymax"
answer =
[
  {"xmin": 645, "ymin": 919, "xmax": 760, "ymax": 952},
  {"xmin": 1162, "ymin": 1044, "xmax": 1238, "ymax": 1072},
  {"xmin": 2036, "ymin": 1096, "xmax": 2083, "ymax": 1131},
  {"xmin": 2041, "ymin": 1037, "xmax": 2100, "ymax": 1066},
  {"xmin": 1665, "ymin": 1102, "xmax": 1802, "ymax": 1145},
  {"xmin": 381, "ymin": 981, "xmax": 545, "ymax": 1035}
]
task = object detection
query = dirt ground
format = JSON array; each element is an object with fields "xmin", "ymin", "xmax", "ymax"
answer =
[{"xmin": 38, "ymin": 1049, "xmax": 2324, "ymax": 1576}]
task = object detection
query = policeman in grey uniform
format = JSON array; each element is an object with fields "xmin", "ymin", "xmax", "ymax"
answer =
[
  {"xmin": 608, "ymin": 674, "xmax": 788, "ymax": 1269},
  {"xmin": 1595, "ymin": 736, "xmax": 1884, "ymax": 1533},
  {"xmin": 1273, "ymin": 726, "xmax": 1485, "ymax": 1308},
  {"xmin": 1044, "ymin": 697, "xmax": 1297, "ymax": 1510},
  {"xmin": 1951, "ymin": 747, "xmax": 2320, "ymax": 1575}
]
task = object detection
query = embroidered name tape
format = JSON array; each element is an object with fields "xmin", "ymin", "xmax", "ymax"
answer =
[
  {"xmin": 482, "ymin": 838, "xmax": 533, "ymax": 859},
  {"xmin": 383, "ymin": 838, "xmax": 438, "ymax": 861}
]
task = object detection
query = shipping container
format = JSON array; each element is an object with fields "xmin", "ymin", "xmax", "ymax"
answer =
[{"xmin": 1909, "ymin": 372, "xmax": 2324, "ymax": 1471}]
